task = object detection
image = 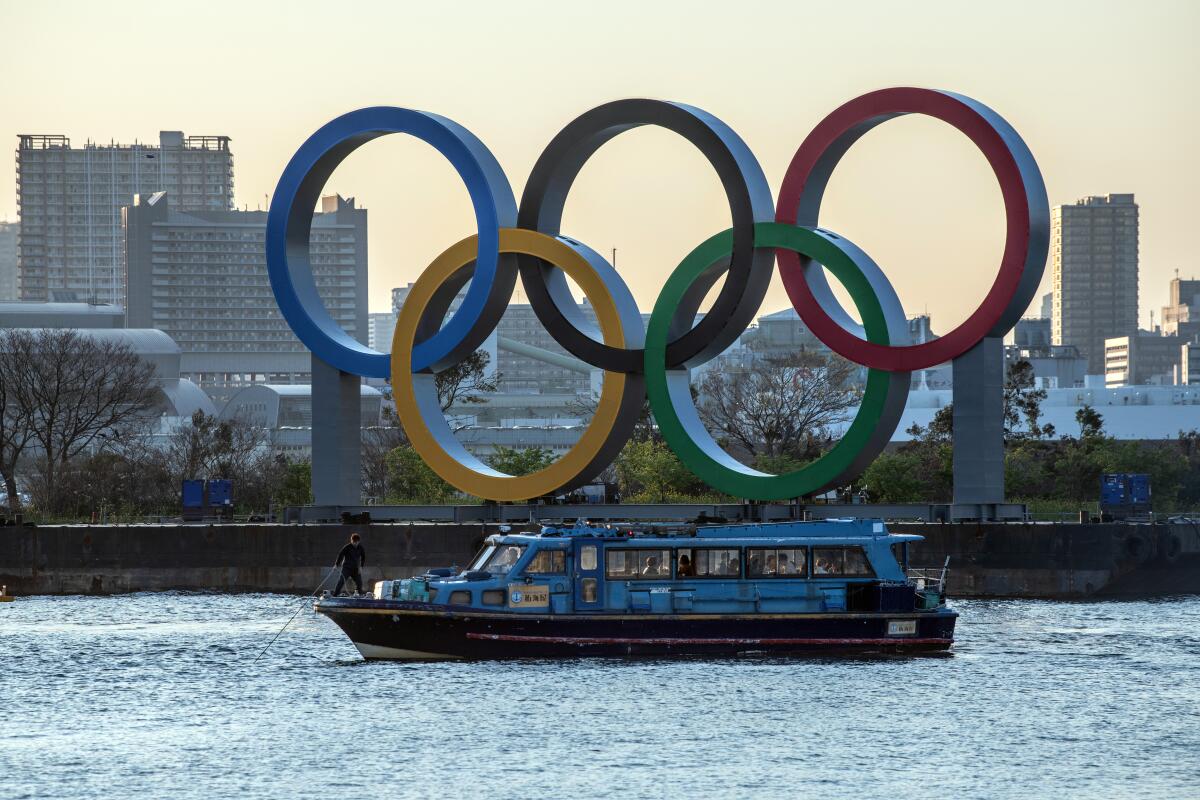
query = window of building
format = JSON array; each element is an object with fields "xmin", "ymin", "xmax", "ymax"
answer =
[
  {"xmin": 524, "ymin": 549, "xmax": 566, "ymax": 574},
  {"xmin": 605, "ymin": 548, "xmax": 672, "ymax": 579},
  {"xmin": 746, "ymin": 548, "xmax": 807, "ymax": 577},
  {"xmin": 811, "ymin": 547, "xmax": 875, "ymax": 577}
]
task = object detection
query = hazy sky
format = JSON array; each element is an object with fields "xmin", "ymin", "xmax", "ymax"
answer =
[{"xmin": 2, "ymin": 0, "xmax": 1197, "ymax": 333}]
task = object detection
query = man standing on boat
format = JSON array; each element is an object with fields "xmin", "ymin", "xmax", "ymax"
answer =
[{"xmin": 333, "ymin": 533, "xmax": 367, "ymax": 596}]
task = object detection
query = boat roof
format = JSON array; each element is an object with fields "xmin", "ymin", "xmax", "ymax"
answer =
[{"xmin": 491, "ymin": 519, "xmax": 923, "ymax": 545}]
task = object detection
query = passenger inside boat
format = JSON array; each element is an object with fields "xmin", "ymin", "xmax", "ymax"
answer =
[
  {"xmin": 486, "ymin": 545, "xmax": 524, "ymax": 575},
  {"xmin": 642, "ymin": 556, "xmax": 665, "ymax": 577},
  {"xmin": 677, "ymin": 554, "xmax": 695, "ymax": 577}
]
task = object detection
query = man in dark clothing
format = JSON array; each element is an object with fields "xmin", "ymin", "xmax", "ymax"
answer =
[{"xmin": 333, "ymin": 533, "xmax": 367, "ymax": 596}]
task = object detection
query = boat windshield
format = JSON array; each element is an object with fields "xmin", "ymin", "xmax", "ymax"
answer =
[
  {"xmin": 469, "ymin": 545, "xmax": 497, "ymax": 571},
  {"xmin": 483, "ymin": 545, "xmax": 526, "ymax": 575}
]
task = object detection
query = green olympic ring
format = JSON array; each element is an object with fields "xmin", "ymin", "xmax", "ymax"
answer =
[{"xmin": 644, "ymin": 222, "xmax": 909, "ymax": 501}]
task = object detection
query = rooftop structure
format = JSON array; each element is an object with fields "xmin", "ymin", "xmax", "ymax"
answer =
[
  {"xmin": 1161, "ymin": 275, "xmax": 1200, "ymax": 338},
  {"xmin": 16, "ymin": 131, "xmax": 234, "ymax": 305},
  {"xmin": 219, "ymin": 383, "xmax": 383, "ymax": 455},
  {"xmin": 0, "ymin": 300, "xmax": 124, "ymax": 329}
]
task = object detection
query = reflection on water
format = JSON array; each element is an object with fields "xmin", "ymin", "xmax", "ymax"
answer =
[{"xmin": 2, "ymin": 594, "xmax": 1199, "ymax": 799}]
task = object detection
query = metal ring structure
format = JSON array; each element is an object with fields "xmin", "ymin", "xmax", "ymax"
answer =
[
  {"xmin": 645, "ymin": 222, "xmax": 911, "ymax": 500},
  {"xmin": 391, "ymin": 229, "xmax": 645, "ymax": 501},
  {"xmin": 517, "ymin": 99, "xmax": 776, "ymax": 372},
  {"xmin": 268, "ymin": 90, "xmax": 1050, "ymax": 502},
  {"xmin": 775, "ymin": 88, "xmax": 1049, "ymax": 372},
  {"xmin": 266, "ymin": 106, "xmax": 518, "ymax": 378}
]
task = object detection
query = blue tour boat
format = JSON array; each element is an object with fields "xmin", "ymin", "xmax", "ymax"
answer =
[{"xmin": 314, "ymin": 519, "xmax": 956, "ymax": 659}]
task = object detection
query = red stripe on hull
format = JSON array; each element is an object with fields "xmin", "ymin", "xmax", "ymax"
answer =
[{"xmin": 465, "ymin": 633, "xmax": 951, "ymax": 646}]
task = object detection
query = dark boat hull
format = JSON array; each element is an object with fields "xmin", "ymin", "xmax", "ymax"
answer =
[{"xmin": 315, "ymin": 599, "xmax": 957, "ymax": 659}]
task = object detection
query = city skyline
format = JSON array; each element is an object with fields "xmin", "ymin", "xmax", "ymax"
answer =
[{"xmin": 1, "ymin": 0, "xmax": 1197, "ymax": 331}]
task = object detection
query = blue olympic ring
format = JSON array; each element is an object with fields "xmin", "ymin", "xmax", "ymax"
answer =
[{"xmin": 266, "ymin": 106, "xmax": 517, "ymax": 377}]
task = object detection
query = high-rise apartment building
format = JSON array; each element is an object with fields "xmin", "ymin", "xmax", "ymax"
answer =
[
  {"xmin": 0, "ymin": 221, "xmax": 17, "ymax": 300},
  {"xmin": 368, "ymin": 311, "xmax": 397, "ymax": 352},
  {"xmin": 1051, "ymin": 193, "xmax": 1139, "ymax": 374},
  {"xmin": 16, "ymin": 131, "xmax": 234, "ymax": 304},
  {"xmin": 124, "ymin": 192, "xmax": 367, "ymax": 406}
]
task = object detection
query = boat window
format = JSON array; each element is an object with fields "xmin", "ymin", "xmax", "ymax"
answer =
[
  {"xmin": 448, "ymin": 590, "xmax": 471, "ymax": 605},
  {"xmin": 525, "ymin": 549, "xmax": 567, "ymax": 574},
  {"xmin": 581, "ymin": 578, "xmax": 598, "ymax": 603},
  {"xmin": 469, "ymin": 544, "xmax": 497, "ymax": 571},
  {"xmin": 481, "ymin": 589, "xmax": 505, "ymax": 606},
  {"xmin": 482, "ymin": 545, "xmax": 526, "ymax": 575},
  {"xmin": 812, "ymin": 547, "xmax": 875, "ymax": 577},
  {"xmin": 606, "ymin": 548, "xmax": 672, "ymax": 579},
  {"xmin": 580, "ymin": 545, "xmax": 597, "ymax": 571},
  {"xmin": 746, "ymin": 548, "xmax": 806, "ymax": 577},
  {"xmin": 676, "ymin": 548, "xmax": 741, "ymax": 578}
]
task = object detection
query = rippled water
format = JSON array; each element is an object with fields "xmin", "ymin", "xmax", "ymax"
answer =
[{"xmin": 2, "ymin": 593, "xmax": 1198, "ymax": 799}]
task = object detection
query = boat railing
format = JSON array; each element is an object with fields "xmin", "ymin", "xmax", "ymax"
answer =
[{"xmin": 906, "ymin": 557, "xmax": 951, "ymax": 593}]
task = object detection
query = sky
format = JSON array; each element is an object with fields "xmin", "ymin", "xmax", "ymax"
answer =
[{"xmin": 1, "ymin": 0, "xmax": 1197, "ymax": 333}]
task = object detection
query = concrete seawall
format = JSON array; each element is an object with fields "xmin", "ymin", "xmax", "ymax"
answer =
[{"xmin": 1, "ymin": 521, "xmax": 1196, "ymax": 597}]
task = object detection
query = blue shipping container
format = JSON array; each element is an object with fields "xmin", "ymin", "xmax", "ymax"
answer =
[
  {"xmin": 1100, "ymin": 473, "xmax": 1151, "ymax": 510},
  {"xmin": 1128, "ymin": 473, "xmax": 1151, "ymax": 506},
  {"xmin": 182, "ymin": 480, "xmax": 205, "ymax": 509},
  {"xmin": 208, "ymin": 479, "xmax": 233, "ymax": 507},
  {"xmin": 1100, "ymin": 474, "xmax": 1125, "ymax": 506}
]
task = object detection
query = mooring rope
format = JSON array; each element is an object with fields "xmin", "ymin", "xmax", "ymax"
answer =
[{"xmin": 252, "ymin": 567, "xmax": 339, "ymax": 664}]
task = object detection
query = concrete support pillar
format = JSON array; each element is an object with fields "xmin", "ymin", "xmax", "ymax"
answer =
[
  {"xmin": 952, "ymin": 336, "xmax": 1005, "ymax": 505},
  {"xmin": 311, "ymin": 354, "xmax": 361, "ymax": 506}
]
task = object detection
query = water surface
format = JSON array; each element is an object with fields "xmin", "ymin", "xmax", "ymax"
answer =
[{"xmin": 2, "ymin": 593, "xmax": 1198, "ymax": 799}]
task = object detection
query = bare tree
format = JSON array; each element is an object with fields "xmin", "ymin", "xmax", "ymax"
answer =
[
  {"xmin": 362, "ymin": 405, "xmax": 408, "ymax": 499},
  {"xmin": 435, "ymin": 349, "xmax": 498, "ymax": 412},
  {"xmin": 160, "ymin": 410, "xmax": 268, "ymax": 483},
  {"xmin": 697, "ymin": 351, "xmax": 860, "ymax": 465},
  {"xmin": 0, "ymin": 331, "xmax": 36, "ymax": 510},
  {"xmin": 3, "ymin": 330, "xmax": 159, "ymax": 513}
]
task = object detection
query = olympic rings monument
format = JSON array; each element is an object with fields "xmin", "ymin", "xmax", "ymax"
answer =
[{"xmin": 266, "ymin": 88, "xmax": 1048, "ymax": 522}]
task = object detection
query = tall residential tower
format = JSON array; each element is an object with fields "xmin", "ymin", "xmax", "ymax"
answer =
[
  {"xmin": 16, "ymin": 131, "xmax": 234, "ymax": 304},
  {"xmin": 124, "ymin": 192, "xmax": 367, "ymax": 406},
  {"xmin": 1050, "ymin": 193, "xmax": 1139, "ymax": 374}
]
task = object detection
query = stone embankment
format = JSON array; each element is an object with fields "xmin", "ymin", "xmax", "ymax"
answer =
[{"xmin": 1, "ymin": 520, "xmax": 1196, "ymax": 597}]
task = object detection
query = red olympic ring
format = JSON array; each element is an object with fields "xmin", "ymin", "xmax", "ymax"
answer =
[{"xmin": 776, "ymin": 87, "xmax": 1049, "ymax": 372}]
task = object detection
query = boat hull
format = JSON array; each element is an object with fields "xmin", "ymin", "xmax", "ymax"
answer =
[{"xmin": 315, "ymin": 599, "xmax": 957, "ymax": 660}]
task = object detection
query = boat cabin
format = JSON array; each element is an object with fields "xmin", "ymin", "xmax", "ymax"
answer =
[{"xmin": 397, "ymin": 519, "xmax": 937, "ymax": 615}]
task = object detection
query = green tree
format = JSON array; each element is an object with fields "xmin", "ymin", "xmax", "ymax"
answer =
[
  {"xmin": 1076, "ymin": 405, "xmax": 1104, "ymax": 438},
  {"xmin": 385, "ymin": 445, "xmax": 459, "ymax": 504},
  {"xmin": 274, "ymin": 459, "xmax": 313, "ymax": 507},
  {"xmin": 861, "ymin": 451, "xmax": 925, "ymax": 503},
  {"xmin": 614, "ymin": 439, "xmax": 716, "ymax": 502},
  {"xmin": 1004, "ymin": 359, "xmax": 1054, "ymax": 440},
  {"xmin": 487, "ymin": 446, "xmax": 555, "ymax": 477}
]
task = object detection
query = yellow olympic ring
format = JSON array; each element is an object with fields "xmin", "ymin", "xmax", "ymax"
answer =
[{"xmin": 391, "ymin": 229, "xmax": 643, "ymax": 501}]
